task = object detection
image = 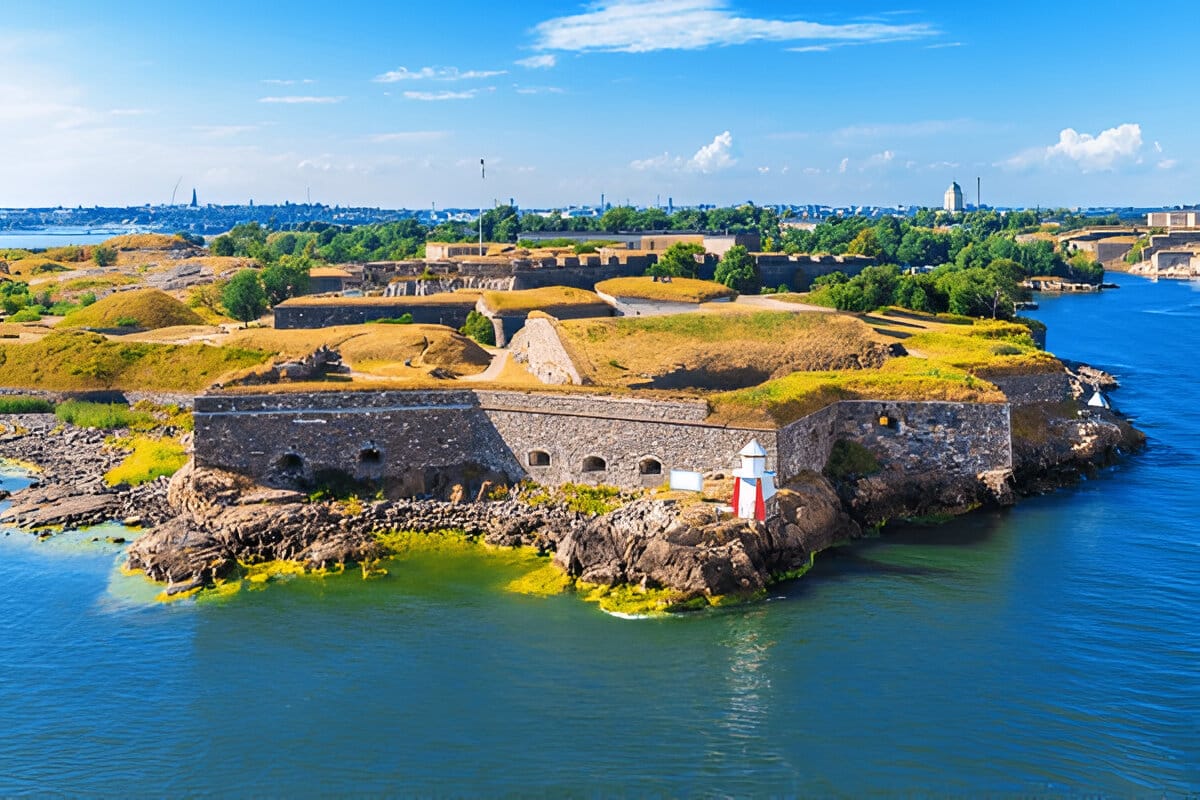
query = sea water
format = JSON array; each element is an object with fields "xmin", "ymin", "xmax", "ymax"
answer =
[{"xmin": 0, "ymin": 276, "xmax": 1196, "ymax": 796}]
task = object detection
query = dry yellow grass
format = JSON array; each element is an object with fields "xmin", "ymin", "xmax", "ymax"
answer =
[
  {"xmin": 59, "ymin": 288, "xmax": 203, "ymax": 330},
  {"xmin": 594, "ymin": 276, "xmax": 736, "ymax": 303},
  {"xmin": 225, "ymin": 324, "xmax": 491, "ymax": 376},
  {"xmin": 102, "ymin": 233, "xmax": 190, "ymax": 251},
  {"xmin": 557, "ymin": 310, "xmax": 895, "ymax": 389},
  {"xmin": 478, "ymin": 286, "xmax": 606, "ymax": 314},
  {"xmin": 122, "ymin": 325, "xmax": 226, "ymax": 344}
]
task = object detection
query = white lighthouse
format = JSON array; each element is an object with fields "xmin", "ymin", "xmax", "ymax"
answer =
[{"xmin": 731, "ymin": 440, "xmax": 777, "ymax": 521}]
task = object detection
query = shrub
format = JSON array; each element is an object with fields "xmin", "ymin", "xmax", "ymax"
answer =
[
  {"xmin": 78, "ymin": 292, "xmax": 97, "ymax": 307},
  {"xmin": 104, "ymin": 436, "xmax": 187, "ymax": 486},
  {"xmin": 7, "ymin": 308, "xmax": 41, "ymax": 322},
  {"xmin": 459, "ymin": 310, "xmax": 496, "ymax": 346},
  {"xmin": 0, "ymin": 396, "xmax": 54, "ymax": 414},
  {"xmin": 824, "ymin": 439, "xmax": 881, "ymax": 481},
  {"xmin": 92, "ymin": 245, "xmax": 117, "ymax": 267},
  {"xmin": 54, "ymin": 400, "xmax": 151, "ymax": 430},
  {"xmin": 368, "ymin": 313, "xmax": 414, "ymax": 325},
  {"xmin": 115, "ymin": 316, "xmax": 139, "ymax": 328}
]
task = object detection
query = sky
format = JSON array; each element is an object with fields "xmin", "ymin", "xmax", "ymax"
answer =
[{"xmin": 0, "ymin": 0, "xmax": 1194, "ymax": 210}]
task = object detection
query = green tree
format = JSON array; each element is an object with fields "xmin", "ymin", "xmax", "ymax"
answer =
[
  {"xmin": 92, "ymin": 245, "xmax": 117, "ymax": 267},
  {"xmin": 459, "ymin": 310, "xmax": 496, "ymax": 346},
  {"xmin": 209, "ymin": 235, "xmax": 235, "ymax": 257},
  {"xmin": 600, "ymin": 205, "xmax": 636, "ymax": 231},
  {"xmin": 713, "ymin": 245, "xmax": 758, "ymax": 293},
  {"xmin": 221, "ymin": 269, "xmax": 267, "ymax": 327},
  {"xmin": 260, "ymin": 255, "xmax": 311, "ymax": 306},
  {"xmin": 649, "ymin": 242, "xmax": 705, "ymax": 278}
]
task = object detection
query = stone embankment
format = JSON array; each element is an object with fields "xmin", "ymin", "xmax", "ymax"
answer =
[{"xmin": 0, "ymin": 414, "xmax": 173, "ymax": 530}]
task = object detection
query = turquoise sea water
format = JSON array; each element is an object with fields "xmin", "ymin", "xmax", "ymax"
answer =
[
  {"xmin": 0, "ymin": 230, "xmax": 136, "ymax": 249},
  {"xmin": 1, "ymin": 277, "xmax": 1197, "ymax": 796}
]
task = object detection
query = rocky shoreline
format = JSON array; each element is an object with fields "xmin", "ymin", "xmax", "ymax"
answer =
[{"xmin": 0, "ymin": 369, "xmax": 1145, "ymax": 608}]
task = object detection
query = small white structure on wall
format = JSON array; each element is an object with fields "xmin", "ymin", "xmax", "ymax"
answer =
[{"xmin": 731, "ymin": 440, "xmax": 777, "ymax": 521}]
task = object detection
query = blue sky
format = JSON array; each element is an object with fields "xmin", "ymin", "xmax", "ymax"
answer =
[{"xmin": 1, "ymin": 0, "xmax": 1193, "ymax": 209}]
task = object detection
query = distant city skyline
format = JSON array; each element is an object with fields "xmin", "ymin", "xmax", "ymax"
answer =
[{"xmin": 1, "ymin": 1, "xmax": 1194, "ymax": 209}]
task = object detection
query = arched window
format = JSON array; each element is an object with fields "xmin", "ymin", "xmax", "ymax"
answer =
[
  {"xmin": 278, "ymin": 453, "xmax": 303, "ymax": 471},
  {"xmin": 582, "ymin": 456, "xmax": 607, "ymax": 472},
  {"xmin": 638, "ymin": 457, "xmax": 663, "ymax": 476},
  {"xmin": 528, "ymin": 450, "xmax": 551, "ymax": 467}
]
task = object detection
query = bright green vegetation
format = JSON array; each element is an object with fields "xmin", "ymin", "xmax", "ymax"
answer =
[
  {"xmin": 647, "ymin": 242, "xmax": 705, "ymax": 279},
  {"xmin": 55, "ymin": 400, "xmax": 151, "ymax": 429},
  {"xmin": 104, "ymin": 435, "xmax": 187, "ymax": 486},
  {"xmin": 479, "ymin": 286, "xmax": 604, "ymax": 313},
  {"xmin": 367, "ymin": 314, "xmax": 414, "ymax": 325},
  {"xmin": 824, "ymin": 439, "xmax": 882, "ymax": 481},
  {"xmin": 0, "ymin": 331, "xmax": 269, "ymax": 391},
  {"xmin": 459, "ymin": 310, "xmax": 496, "ymax": 346},
  {"xmin": 713, "ymin": 244, "xmax": 760, "ymax": 293},
  {"xmin": 594, "ymin": 276, "xmax": 736, "ymax": 303},
  {"xmin": 521, "ymin": 482, "xmax": 625, "ymax": 515},
  {"xmin": 0, "ymin": 396, "xmax": 54, "ymax": 414},
  {"xmin": 59, "ymin": 288, "xmax": 204, "ymax": 330},
  {"xmin": 902, "ymin": 320, "xmax": 1061, "ymax": 376},
  {"xmin": 221, "ymin": 269, "xmax": 268, "ymax": 325}
]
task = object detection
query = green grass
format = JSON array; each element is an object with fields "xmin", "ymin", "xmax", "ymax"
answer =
[
  {"xmin": 55, "ymin": 400, "xmax": 151, "ymax": 429},
  {"xmin": 104, "ymin": 435, "xmax": 187, "ymax": 486},
  {"xmin": 0, "ymin": 396, "xmax": 54, "ymax": 414},
  {"xmin": 479, "ymin": 286, "xmax": 606, "ymax": 314},
  {"xmin": 903, "ymin": 321, "xmax": 1061, "ymax": 376}
]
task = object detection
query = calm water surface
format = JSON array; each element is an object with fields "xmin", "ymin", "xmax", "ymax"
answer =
[{"xmin": 1, "ymin": 277, "xmax": 1197, "ymax": 796}]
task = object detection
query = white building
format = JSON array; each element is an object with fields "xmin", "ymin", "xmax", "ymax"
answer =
[{"xmin": 943, "ymin": 182, "xmax": 964, "ymax": 213}]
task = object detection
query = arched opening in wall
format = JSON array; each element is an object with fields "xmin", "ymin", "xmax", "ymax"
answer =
[
  {"xmin": 360, "ymin": 445, "xmax": 382, "ymax": 465},
  {"xmin": 528, "ymin": 450, "xmax": 551, "ymax": 467},
  {"xmin": 582, "ymin": 456, "xmax": 607, "ymax": 472},
  {"xmin": 638, "ymin": 457, "xmax": 663, "ymax": 476},
  {"xmin": 278, "ymin": 453, "xmax": 304, "ymax": 472}
]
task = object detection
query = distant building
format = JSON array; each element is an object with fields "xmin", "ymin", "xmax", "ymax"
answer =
[
  {"xmin": 943, "ymin": 182, "xmax": 964, "ymax": 213},
  {"xmin": 1147, "ymin": 211, "xmax": 1200, "ymax": 229}
]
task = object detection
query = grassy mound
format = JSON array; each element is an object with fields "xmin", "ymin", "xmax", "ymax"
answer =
[
  {"xmin": 557, "ymin": 311, "xmax": 896, "ymax": 389},
  {"xmin": 479, "ymin": 286, "xmax": 607, "ymax": 314},
  {"xmin": 0, "ymin": 330, "xmax": 268, "ymax": 391},
  {"xmin": 60, "ymin": 288, "xmax": 203, "ymax": 330},
  {"xmin": 102, "ymin": 233, "xmax": 190, "ymax": 251},
  {"xmin": 707, "ymin": 357, "xmax": 1005, "ymax": 428},
  {"xmin": 595, "ymin": 276, "xmax": 736, "ymax": 303},
  {"xmin": 278, "ymin": 292, "xmax": 475, "ymax": 307},
  {"xmin": 902, "ymin": 320, "xmax": 1061, "ymax": 376},
  {"xmin": 225, "ymin": 324, "xmax": 491, "ymax": 377},
  {"xmin": 105, "ymin": 436, "xmax": 187, "ymax": 486}
]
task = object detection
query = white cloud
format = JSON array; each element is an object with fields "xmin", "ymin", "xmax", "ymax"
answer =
[
  {"xmin": 367, "ymin": 131, "xmax": 449, "ymax": 143},
  {"xmin": 531, "ymin": 0, "xmax": 935, "ymax": 53},
  {"xmin": 757, "ymin": 166, "xmax": 770, "ymax": 174},
  {"xmin": 193, "ymin": 124, "xmax": 264, "ymax": 138},
  {"xmin": 1158, "ymin": 159, "xmax": 1179, "ymax": 170},
  {"xmin": 1005, "ymin": 123, "xmax": 1144, "ymax": 172},
  {"xmin": 925, "ymin": 41, "xmax": 962, "ymax": 49},
  {"xmin": 689, "ymin": 130, "xmax": 736, "ymax": 172},
  {"xmin": 838, "ymin": 157, "xmax": 849, "ymax": 174},
  {"xmin": 403, "ymin": 90, "xmax": 480, "ymax": 101},
  {"xmin": 835, "ymin": 119, "xmax": 972, "ymax": 140},
  {"xmin": 374, "ymin": 66, "xmax": 506, "ymax": 82},
  {"xmin": 514, "ymin": 85, "xmax": 565, "ymax": 95},
  {"xmin": 863, "ymin": 150, "xmax": 895, "ymax": 169},
  {"xmin": 516, "ymin": 54, "xmax": 557, "ymax": 69},
  {"xmin": 258, "ymin": 96, "xmax": 344, "ymax": 104},
  {"xmin": 262, "ymin": 78, "xmax": 315, "ymax": 85},
  {"xmin": 109, "ymin": 108, "xmax": 152, "ymax": 117},
  {"xmin": 630, "ymin": 130, "xmax": 737, "ymax": 173},
  {"xmin": 1154, "ymin": 141, "xmax": 1163, "ymax": 153}
]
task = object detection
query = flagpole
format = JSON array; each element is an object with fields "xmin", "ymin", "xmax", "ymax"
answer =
[{"xmin": 479, "ymin": 158, "xmax": 485, "ymax": 256}]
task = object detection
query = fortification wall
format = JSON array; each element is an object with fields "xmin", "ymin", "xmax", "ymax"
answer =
[
  {"xmin": 988, "ymin": 372, "xmax": 1071, "ymax": 406},
  {"xmin": 834, "ymin": 401, "xmax": 1012, "ymax": 475},
  {"xmin": 274, "ymin": 300, "xmax": 475, "ymax": 329},
  {"xmin": 507, "ymin": 318, "xmax": 584, "ymax": 385},
  {"xmin": 775, "ymin": 403, "xmax": 841, "ymax": 483},
  {"xmin": 194, "ymin": 390, "xmax": 1012, "ymax": 496}
]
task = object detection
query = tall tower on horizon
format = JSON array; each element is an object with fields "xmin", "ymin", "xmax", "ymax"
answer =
[
  {"xmin": 190, "ymin": 188, "xmax": 198, "ymax": 208},
  {"xmin": 943, "ymin": 181, "xmax": 964, "ymax": 213}
]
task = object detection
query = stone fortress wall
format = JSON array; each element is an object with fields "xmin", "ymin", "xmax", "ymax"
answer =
[{"xmin": 194, "ymin": 388, "xmax": 1013, "ymax": 497}]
